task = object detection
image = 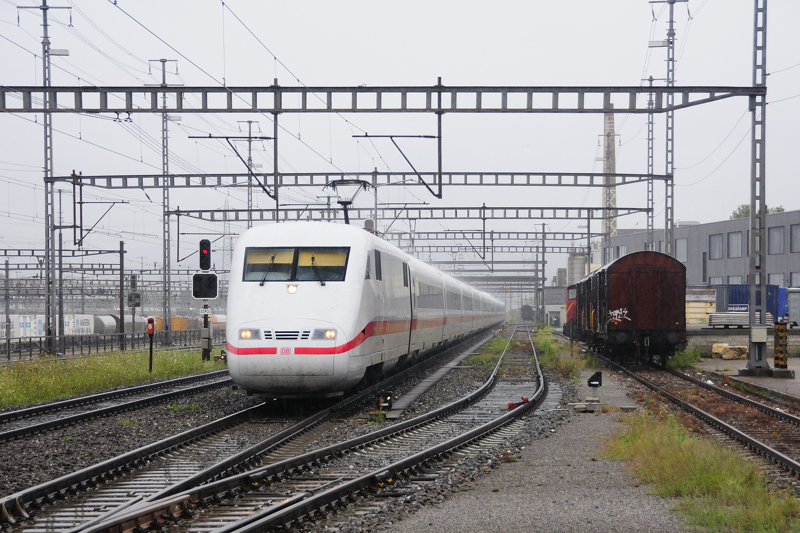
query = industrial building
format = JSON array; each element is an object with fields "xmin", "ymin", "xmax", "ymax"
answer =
[{"xmin": 604, "ymin": 209, "xmax": 800, "ymax": 288}]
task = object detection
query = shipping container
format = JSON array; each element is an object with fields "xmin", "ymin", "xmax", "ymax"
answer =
[
  {"xmin": 715, "ymin": 284, "xmax": 779, "ymax": 317},
  {"xmin": 789, "ymin": 288, "xmax": 800, "ymax": 327}
]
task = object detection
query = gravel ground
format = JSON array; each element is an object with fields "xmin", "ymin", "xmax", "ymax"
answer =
[
  {"xmin": 302, "ymin": 370, "xmax": 689, "ymax": 533},
  {"xmin": 0, "ymin": 348, "xmax": 494, "ymax": 498},
  {"xmin": 0, "ymin": 387, "xmax": 270, "ymax": 496}
]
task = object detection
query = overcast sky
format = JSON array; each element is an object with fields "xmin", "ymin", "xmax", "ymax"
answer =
[{"xmin": 1, "ymin": 0, "xmax": 799, "ymax": 284}]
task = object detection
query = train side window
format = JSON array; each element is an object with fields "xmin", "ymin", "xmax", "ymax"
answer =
[
  {"xmin": 402, "ymin": 262, "xmax": 409, "ymax": 287},
  {"xmin": 374, "ymin": 250, "xmax": 382, "ymax": 281}
]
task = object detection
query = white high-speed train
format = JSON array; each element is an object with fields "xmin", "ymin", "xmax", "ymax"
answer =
[{"xmin": 226, "ymin": 221, "xmax": 505, "ymax": 398}]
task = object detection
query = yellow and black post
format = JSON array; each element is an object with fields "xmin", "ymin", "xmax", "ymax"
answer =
[{"xmin": 774, "ymin": 321, "xmax": 788, "ymax": 369}]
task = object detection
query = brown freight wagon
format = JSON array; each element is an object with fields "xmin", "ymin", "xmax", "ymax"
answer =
[{"xmin": 576, "ymin": 251, "xmax": 686, "ymax": 366}]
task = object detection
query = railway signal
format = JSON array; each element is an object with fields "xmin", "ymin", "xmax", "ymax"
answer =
[
  {"xmin": 199, "ymin": 239, "xmax": 211, "ymax": 271},
  {"xmin": 192, "ymin": 273, "xmax": 218, "ymax": 300},
  {"xmin": 127, "ymin": 292, "xmax": 141, "ymax": 308}
]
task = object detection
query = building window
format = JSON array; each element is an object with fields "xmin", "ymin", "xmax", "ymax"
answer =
[
  {"xmin": 658, "ymin": 240, "xmax": 663, "ymax": 253},
  {"xmin": 675, "ymin": 238, "xmax": 688, "ymax": 262},
  {"xmin": 768, "ymin": 226, "xmax": 785, "ymax": 255},
  {"xmin": 709, "ymin": 234, "xmax": 723, "ymax": 260},
  {"xmin": 791, "ymin": 224, "xmax": 800, "ymax": 253},
  {"xmin": 727, "ymin": 231, "xmax": 742, "ymax": 258},
  {"xmin": 768, "ymin": 273, "xmax": 785, "ymax": 287},
  {"xmin": 791, "ymin": 272, "xmax": 800, "ymax": 287},
  {"xmin": 619, "ymin": 245, "xmax": 627, "ymax": 257},
  {"xmin": 709, "ymin": 276, "xmax": 724, "ymax": 285},
  {"xmin": 728, "ymin": 275, "xmax": 743, "ymax": 284}
]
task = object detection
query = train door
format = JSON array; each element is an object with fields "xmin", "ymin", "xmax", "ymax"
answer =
[
  {"xmin": 631, "ymin": 266, "xmax": 660, "ymax": 331},
  {"xmin": 404, "ymin": 262, "xmax": 414, "ymax": 358}
]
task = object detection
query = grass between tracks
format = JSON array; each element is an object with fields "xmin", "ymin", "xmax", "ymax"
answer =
[
  {"xmin": 464, "ymin": 335, "xmax": 510, "ymax": 369},
  {"xmin": 533, "ymin": 325, "xmax": 591, "ymax": 382},
  {"xmin": 0, "ymin": 349, "xmax": 227, "ymax": 407},
  {"xmin": 605, "ymin": 413, "xmax": 800, "ymax": 532}
]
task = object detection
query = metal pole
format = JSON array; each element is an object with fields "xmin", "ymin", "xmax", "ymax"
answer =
[
  {"xmin": 42, "ymin": 0, "xmax": 56, "ymax": 354},
  {"xmin": 664, "ymin": 0, "xmax": 676, "ymax": 256},
  {"xmin": 647, "ymin": 76, "xmax": 655, "ymax": 251},
  {"xmin": 273, "ymin": 78, "xmax": 280, "ymax": 223},
  {"xmin": 246, "ymin": 120, "xmax": 254, "ymax": 229},
  {"xmin": 746, "ymin": 0, "xmax": 769, "ymax": 371},
  {"xmin": 202, "ymin": 300, "xmax": 210, "ymax": 361},
  {"xmin": 58, "ymin": 230, "xmax": 64, "ymax": 355},
  {"xmin": 437, "ymin": 76, "xmax": 443, "ymax": 199},
  {"xmin": 119, "ymin": 240, "xmax": 125, "ymax": 351},
  {"xmin": 5, "ymin": 260, "xmax": 10, "ymax": 361},
  {"xmin": 161, "ymin": 59, "xmax": 173, "ymax": 346}
]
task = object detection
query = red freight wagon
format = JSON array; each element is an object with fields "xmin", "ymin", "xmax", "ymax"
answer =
[{"xmin": 573, "ymin": 251, "xmax": 686, "ymax": 366}]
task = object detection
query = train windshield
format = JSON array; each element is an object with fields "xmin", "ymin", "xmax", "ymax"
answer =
[{"xmin": 243, "ymin": 247, "xmax": 350, "ymax": 282}]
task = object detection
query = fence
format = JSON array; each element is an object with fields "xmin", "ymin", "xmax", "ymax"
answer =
[{"xmin": 2, "ymin": 328, "xmax": 227, "ymax": 363}]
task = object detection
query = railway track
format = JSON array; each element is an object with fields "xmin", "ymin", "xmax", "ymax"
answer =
[
  {"xmin": 0, "ymin": 370, "xmax": 232, "ymax": 442},
  {"xmin": 17, "ymin": 325, "xmax": 549, "ymax": 533},
  {"xmin": 0, "ymin": 330, "xmax": 504, "ymax": 531},
  {"xmin": 600, "ymin": 356, "xmax": 800, "ymax": 483}
]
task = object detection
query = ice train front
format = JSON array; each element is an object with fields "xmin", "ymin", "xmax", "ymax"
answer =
[{"xmin": 226, "ymin": 222, "xmax": 370, "ymax": 397}]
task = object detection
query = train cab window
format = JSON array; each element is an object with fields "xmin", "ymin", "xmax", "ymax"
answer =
[
  {"xmin": 568, "ymin": 287, "xmax": 577, "ymax": 300},
  {"xmin": 365, "ymin": 255, "xmax": 371, "ymax": 280},
  {"xmin": 243, "ymin": 248, "xmax": 294, "ymax": 281},
  {"xmin": 296, "ymin": 248, "xmax": 349, "ymax": 281},
  {"xmin": 402, "ymin": 262, "xmax": 409, "ymax": 287},
  {"xmin": 243, "ymin": 247, "xmax": 349, "ymax": 282}
]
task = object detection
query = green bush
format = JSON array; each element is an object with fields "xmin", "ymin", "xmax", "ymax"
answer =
[{"xmin": 666, "ymin": 349, "xmax": 705, "ymax": 369}]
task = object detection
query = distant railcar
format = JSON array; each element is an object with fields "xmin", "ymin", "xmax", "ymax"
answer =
[
  {"xmin": 567, "ymin": 251, "xmax": 686, "ymax": 366},
  {"xmin": 563, "ymin": 285, "xmax": 577, "ymax": 338},
  {"xmin": 520, "ymin": 304, "xmax": 534, "ymax": 322}
]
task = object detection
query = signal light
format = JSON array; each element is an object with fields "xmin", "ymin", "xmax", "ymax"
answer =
[
  {"xmin": 199, "ymin": 239, "xmax": 211, "ymax": 271},
  {"xmin": 192, "ymin": 273, "xmax": 218, "ymax": 299}
]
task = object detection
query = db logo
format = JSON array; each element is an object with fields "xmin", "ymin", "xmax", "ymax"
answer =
[{"xmin": 280, "ymin": 347, "xmax": 291, "ymax": 355}]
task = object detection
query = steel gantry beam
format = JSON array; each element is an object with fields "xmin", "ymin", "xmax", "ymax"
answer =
[
  {"xmin": 384, "ymin": 230, "xmax": 594, "ymax": 242},
  {"xmin": 169, "ymin": 205, "xmax": 649, "ymax": 223},
  {"xmin": 49, "ymin": 171, "xmax": 670, "ymax": 190},
  {"xmin": 403, "ymin": 245, "xmax": 586, "ymax": 254},
  {"xmin": 0, "ymin": 85, "xmax": 764, "ymax": 114}
]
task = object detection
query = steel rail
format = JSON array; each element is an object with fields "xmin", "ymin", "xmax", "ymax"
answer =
[
  {"xmin": 0, "ymin": 403, "xmax": 266, "ymax": 525},
  {"xmin": 0, "ymin": 328, "xmax": 499, "ymax": 527},
  {"xmin": 606, "ymin": 359, "xmax": 800, "ymax": 477},
  {"xmin": 228, "ymin": 326, "xmax": 546, "ymax": 532},
  {"xmin": 83, "ymin": 327, "xmax": 546, "ymax": 533},
  {"xmin": 666, "ymin": 368, "xmax": 800, "ymax": 427},
  {"xmin": 0, "ymin": 370, "xmax": 229, "ymax": 424},
  {"xmin": 0, "ymin": 377, "xmax": 231, "ymax": 443}
]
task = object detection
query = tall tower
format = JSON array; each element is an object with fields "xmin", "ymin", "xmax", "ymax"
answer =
[{"xmin": 602, "ymin": 107, "xmax": 617, "ymax": 263}]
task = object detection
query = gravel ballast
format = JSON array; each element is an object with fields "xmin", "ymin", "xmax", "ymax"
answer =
[{"xmin": 362, "ymin": 370, "xmax": 689, "ymax": 533}]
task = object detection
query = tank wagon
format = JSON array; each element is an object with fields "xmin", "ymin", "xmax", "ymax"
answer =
[
  {"xmin": 565, "ymin": 251, "xmax": 686, "ymax": 366},
  {"xmin": 226, "ymin": 221, "xmax": 506, "ymax": 398}
]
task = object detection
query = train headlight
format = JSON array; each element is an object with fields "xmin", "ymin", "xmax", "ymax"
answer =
[
  {"xmin": 312, "ymin": 328, "xmax": 337, "ymax": 340},
  {"xmin": 287, "ymin": 284, "xmax": 298, "ymax": 294},
  {"xmin": 239, "ymin": 328, "xmax": 260, "ymax": 340}
]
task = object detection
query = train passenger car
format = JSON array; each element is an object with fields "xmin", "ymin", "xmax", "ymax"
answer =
[
  {"xmin": 520, "ymin": 304, "xmax": 534, "ymax": 322},
  {"xmin": 570, "ymin": 251, "xmax": 686, "ymax": 366},
  {"xmin": 226, "ymin": 221, "xmax": 505, "ymax": 398}
]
